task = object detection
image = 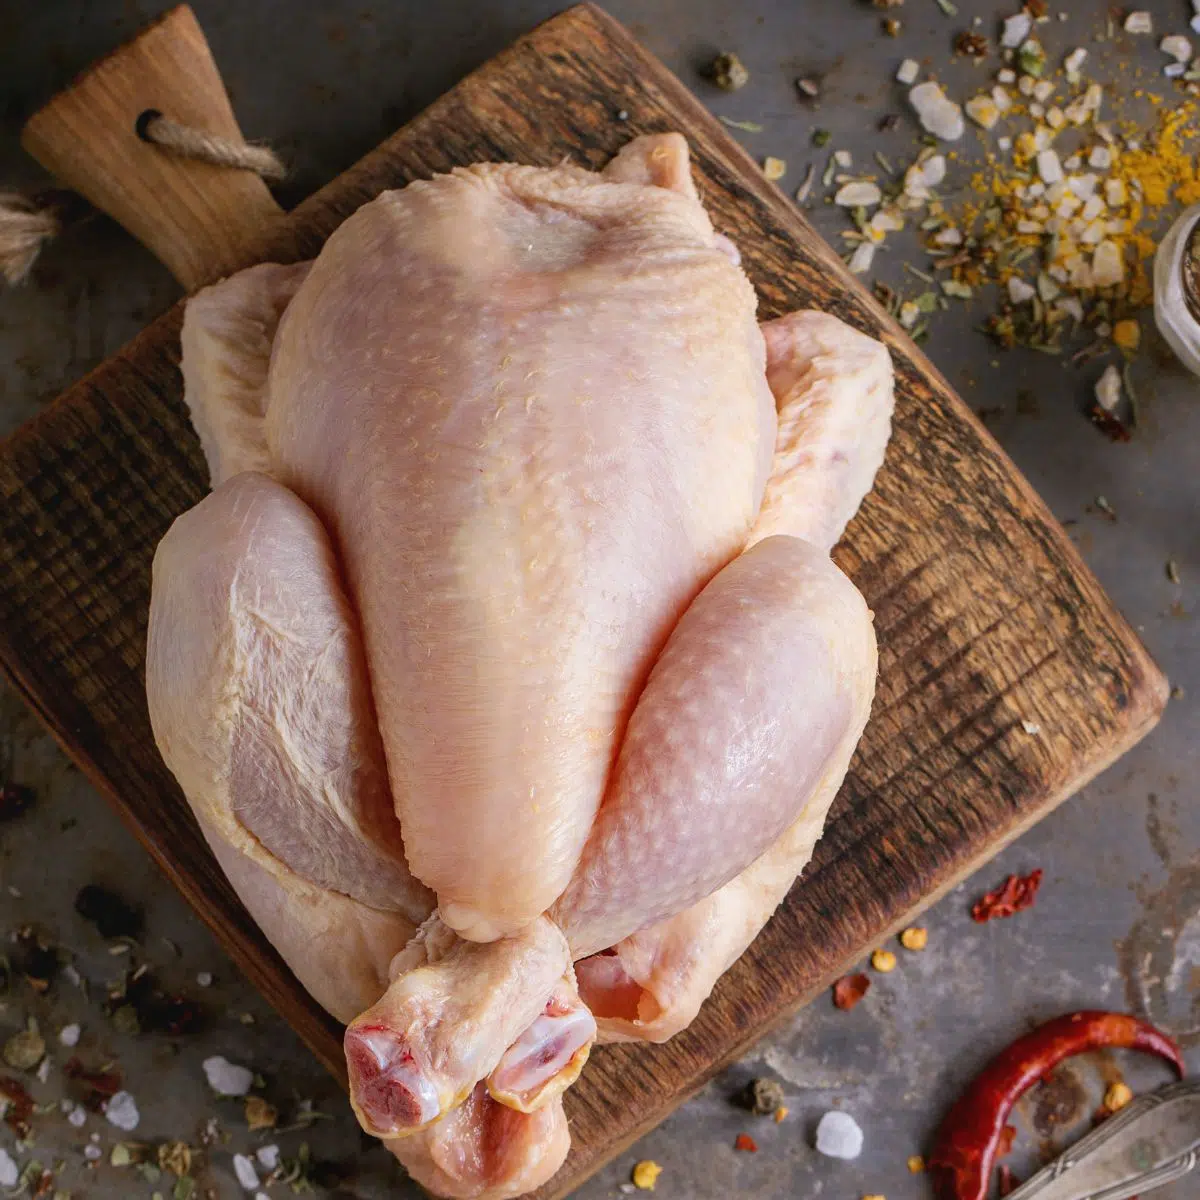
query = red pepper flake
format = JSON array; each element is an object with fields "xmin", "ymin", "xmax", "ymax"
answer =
[
  {"xmin": 833, "ymin": 973, "xmax": 871, "ymax": 1011},
  {"xmin": 734, "ymin": 1133, "xmax": 758, "ymax": 1152},
  {"xmin": 1088, "ymin": 403, "xmax": 1132, "ymax": 442},
  {"xmin": 997, "ymin": 1123, "xmax": 1016, "ymax": 1156},
  {"xmin": 0, "ymin": 1075, "xmax": 34, "ymax": 1138},
  {"xmin": 64, "ymin": 1056, "xmax": 123, "ymax": 1111},
  {"xmin": 997, "ymin": 1164, "xmax": 1020, "ymax": 1197},
  {"xmin": 971, "ymin": 870, "xmax": 1044, "ymax": 923}
]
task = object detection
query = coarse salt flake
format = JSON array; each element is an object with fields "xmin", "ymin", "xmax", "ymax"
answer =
[
  {"xmin": 256, "ymin": 1145, "xmax": 281, "ymax": 1170},
  {"xmin": 909, "ymin": 82, "xmax": 965, "ymax": 140},
  {"xmin": 0, "ymin": 1150, "xmax": 17, "ymax": 1188},
  {"xmin": 1082, "ymin": 195, "xmax": 1105, "ymax": 220},
  {"xmin": 998, "ymin": 68, "xmax": 1017, "ymax": 84},
  {"xmin": 234, "ymin": 1153, "xmax": 261, "ymax": 1190},
  {"xmin": 203, "ymin": 1055, "xmax": 254, "ymax": 1096},
  {"xmin": 1065, "ymin": 48, "xmax": 1088, "ymax": 74},
  {"xmin": 835, "ymin": 181, "xmax": 882, "ymax": 207},
  {"xmin": 966, "ymin": 95, "xmax": 1000, "ymax": 129},
  {"xmin": 998, "ymin": 135, "xmax": 1013, "ymax": 151},
  {"xmin": 1021, "ymin": 719, "xmax": 1042, "ymax": 736},
  {"xmin": 1008, "ymin": 277, "xmax": 1036, "ymax": 303},
  {"xmin": 1092, "ymin": 240, "xmax": 1124, "ymax": 287},
  {"xmin": 1033, "ymin": 79, "xmax": 1054, "ymax": 102},
  {"xmin": 1089, "ymin": 145, "xmax": 1112, "ymax": 169},
  {"xmin": 848, "ymin": 242, "xmax": 876, "ymax": 275},
  {"xmin": 1047, "ymin": 107, "xmax": 1065, "ymax": 129},
  {"xmin": 1164, "ymin": 62, "xmax": 1186, "ymax": 78},
  {"xmin": 1037, "ymin": 149, "xmax": 1063, "ymax": 184},
  {"xmin": 1124, "ymin": 12, "xmax": 1153, "ymax": 35},
  {"xmin": 59, "ymin": 1023, "xmax": 81, "ymax": 1047},
  {"xmin": 816, "ymin": 1111, "xmax": 864, "ymax": 1160},
  {"xmin": 897, "ymin": 58, "xmax": 920, "ymax": 85},
  {"xmin": 1161, "ymin": 34, "xmax": 1193, "ymax": 62},
  {"xmin": 992, "ymin": 86, "xmax": 1013, "ymax": 111},
  {"xmin": 1095, "ymin": 364, "xmax": 1122, "ymax": 412},
  {"xmin": 834, "ymin": 149, "xmax": 853, "ymax": 168},
  {"xmin": 1002, "ymin": 13, "xmax": 1033, "ymax": 49},
  {"xmin": 935, "ymin": 226, "xmax": 964, "ymax": 246},
  {"xmin": 105, "ymin": 1090, "xmax": 140, "ymax": 1131}
]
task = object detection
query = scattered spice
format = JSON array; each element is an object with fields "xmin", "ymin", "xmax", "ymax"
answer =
[
  {"xmin": 955, "ymin": 32, "xmax": 989, "ymax": 58},
  {"xmin": 929, "ymin": 1011, "xmax": 1182, "ymax": 1200},
  {"xmin": 64, "ymin": 1056, "xmax": 123, "ymax": 1111},
  {"xmin": 812, "ymin": 128, "xmax": 832, "ymax": 148},
  {"xmin": 971, "ymin": 869, "xmax": 1044, "ymax": 922},
  {"xmin": 900, "ymin": 927, "xmax": 928, "ymax": 951},
  {"xmin": 3, "ymin": 1019, "xmax": 45, "ymax": 1071},
  {"xmin": 709, "ymin": 53, "xmax": 749, "ymax": 92},
  {"xmin": 774, "ymin": 1106, "xmax": 788, "ymax": 1123},
  {"xmin": 796, "ymin": 77, "xmax": 820, "ymax": 99},
  {"xmin": 762, "ymin": 156, "xmax": 787, "ymax": 182},
  {"xmin": 1167, "ymin": 558, "xmax": 1181, "ymax": 584},
  {"xmin": 908, "ymin": 1154, "xmax": 926, "ymax": 1173},
  {"xmin": 74, "ymin": 884, "xmax": 144, "ymax": 941},
  {"xmin": 734, "ymin": 1133, "xmax": 758, "ymax": 1152},
  {"xmin": 158, "ymin": 1141, "xmax": 192, "ymax": 1177},
  {"xmin": 245, "ymin": 1094, "xmax": 278, "ymax": 1130},
  {"xmin": 742, "ymin": 1076, "xmax": 785, "ymax": 1116},
  {"xmin": 631, "ymin": 1160, "xmax": 662, "ymax": 1190},
  {"xmin": 833, "ymin": 972, "xmax": 871, "ymax": 1010},
  {"xmin": 871, "ymin": 949, "xmax": 898, "ymax": 973},
  {"xmin": 0, "ymin": 1076, "xmax": 34, "ymax": 1137},
  {"xmin": 882, "ymin": 17, "xmax": 903, "ymax": 36},
  {"xmin": 718, "ymin": 116, "xmax": 763, "ymax": 133},
  {"xmin": 1103, "ymin": 1081, "xmax": 1133, "ymax": 1111},
  {"xmin": 0, "ymin": 783, "xmax": 34, "ymax": 822}
]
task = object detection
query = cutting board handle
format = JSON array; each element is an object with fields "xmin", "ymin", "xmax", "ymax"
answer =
[{"xmin": 20, "ymin": 4, "xmax": 284, "ymax": 292}]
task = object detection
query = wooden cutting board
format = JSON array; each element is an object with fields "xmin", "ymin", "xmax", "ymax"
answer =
[{"xmin": 0, "ymin": 5, "xmax": 1167, "ymax": 1196}]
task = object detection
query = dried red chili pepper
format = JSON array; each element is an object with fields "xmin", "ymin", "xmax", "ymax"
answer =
[
  {"xmin": 971, "ymin": 869, "xmax": 1043, "ymax": 923},
  {"xmin": 64, "ymin": 1056, "xmax": 123, "ymax": 1111},
  {"xmin": 996, "ymin": 1164, "xmax": 1019, "ymax": 1197},
  {"xmin": 0, "ymin": 1075, "xmax": 34, "ymax": 1137},
  {"xmin": 996, "ymin": 1124, "xmax": 1015, "ymax": 1156},
  {"xmin": 928, "ymin": 1011, "xmax": 1183, "ymax": 1200},
  {"xmin": 832, "ymin": 973, "xmax": 870, "ymax": 1011},
  {"xmin": 734, "ymin": 1133, "xmax": 758, "ymax": 1152}
]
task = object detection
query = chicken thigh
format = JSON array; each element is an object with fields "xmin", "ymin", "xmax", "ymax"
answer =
[{"xmin": 146, "ymin": 132, "xmax": 893, "ymax": 1199}]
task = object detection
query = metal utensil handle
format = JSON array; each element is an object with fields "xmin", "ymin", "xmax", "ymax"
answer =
[{"xmin": 1005, "ymin": 1080, "xmax": 1200, "ymax": 1200}]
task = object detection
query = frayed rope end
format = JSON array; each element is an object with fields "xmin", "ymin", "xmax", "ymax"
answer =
[{"xmin": 0, "ymin": 192, "xmax": 61, "ymax": 286}]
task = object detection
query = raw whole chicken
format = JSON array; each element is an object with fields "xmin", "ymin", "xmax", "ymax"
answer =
[{"xmin": 146, "ymin": 133, "xmax": 893, "ymax": 1198}]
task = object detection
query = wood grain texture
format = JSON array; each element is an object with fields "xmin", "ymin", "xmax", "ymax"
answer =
[
  {"xmin": 0, "ymin": 6, "xmax": 1167, "ymax": 1196},
  {"xmin": 21, "ymin": 4, "xmax": 283, "ymax": 290}
]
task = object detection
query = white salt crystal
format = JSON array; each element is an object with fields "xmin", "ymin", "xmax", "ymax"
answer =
[
  {"xmin": 935, "ymin": 227, "xmax": 964, "ymax": 246},
  {"xmin": 105, "ymin": 1090, "xmax": 140, "ymax": 1131},
  {"xmin": 899, "ymin": 301, "xmax": 921, "ymax": 329},
  {"xmin": 1059, "ymin": 295, "xmax": 1084, "ymax": 321},
  {"xmin": 870, "ymin": 208, "xmax": 905, "ymax": 233},
  {"xmin": 835, "ymin": 181, "xmax": 882, "ymax": 207},
  {"xmin": 1033, "ymin": 127, "xmax": 1053, "ymax": 151},
  {"xmin": 1021, "ymin": 719, "xmax": 1042, "ymax": 736},
  {"xmin": 1065, "ymin": 48, "xmax": 1088, "ymax": 74},
  {"xmin": 1031, "ymin": 204, "xmax": 1051, "ymax": 221},
  {"xmin": 1047, "ymin": 106, "xmax": 1066, "ymax": 128},
  {"xmin": 910, "ymin": 82, "xmax": 964, "ymax": 140},
  {"xmin": 1008, "ymin": 277, "xmax": 1036, "ymax": 303},
  {"xmin": 1089, "ymin": 145, "xmax": 1112, "ymax": 169},
  {"xmin": 1092, "ymin": 240, "xmax": 1124, "ymax": 286},
  {"xmin": 1192, "ymin": 15, "xmax": 1200, "ymax": 36},
  {"xmin": 68, "ymin": 1105, "xmax": 87, "ymax": 1127},
  {"xmin": 0, "ymin": 1150, "xmax": 17, "ymax": 1188},
  {"xmin": 203, "ymin": 1055, "xmax": 254, "ymax": 1097},
  {"xmin": 1017, "ymin": 219, "xmax": 1043, "ymax": 234},
  {"xmin": 1124, "ymin": 12, "xmax": 1152, "ymax": 35},
  {"xmin": 1068, "ymin": 173, "xmax": 1098, "ymax": 199},
  {"xmin": 1161, "ymin": 34, "xmax": 1193, "ymax": 62},
  {"xmin": 1002, "ymin": 13, "xmax": 1033, "ymax": 48},
  {"xmin": 834, "ymin": 149, "xmax": 853, "ymax": 168},
  {"xmin": 966, "ymin": 95, "xmax": 1000, "ymax": 129},
  {"xmin": 1082, "ymin": 194, "xmax": 1105, "ymax": 220},
  {"xmin": 904, "ymin": 154, "xmax": 946, "ymax": 198},
  {"xmin": 816, "ymin": 1111, "xmax": 864, "ymax": 1160},
  {"xmin": 1037, "ymin": 149, "xmax": 1063, "ymax": 184},
  {"xmin": 848, "ymin": 242, "xmax": 876, "ymax": 275},
  {"xmin": 897, "ymin": 58, "xmax": 920, "ymax": 85},
  {"xmin": 196, "ymin": 972, "xmax": 213, "ymax": 987},
  {"xmin": 1045, "ymin": 180, "xmax": 1067, "ymax": 204},
  {"xmin": 1033, "ymin": 79, "xmax": 1054, "ymax": 102},
  {"xmin": 998, "ymin": 135, "xmax": 1013, "ymax": 151},
  {"xmin": 36, "ymin": 1056, "xmax": 51, "ymax": 1084},
  {"xmin": 1030, "ymin": 102, "xmax": 1046, "ymax": 119},
  {"xmin": 998, "ymin": 68, "xmax": 1017, "ymax": 84},
  {"xmin": 84, "ymin": 1144, "xmax": 102, "ymax": 1161},
  {"xmin": 59, "ymin": 1023, "xmax": 81, "ymax": 1047},
  {"xmin": 1096, "ymin": 321, "xmax": 1113, "ymax": 337},
  {"xmin": 234, "ymin": 1153, "xmax": 261, "ymax": 1190},
  {"xmin": 256, "ymin": 1144, "xmax": 281, "ymax": 1170},
  {"xmin": 1164, "ymin": 62, "xmax": 1186, "ymax": 78},
  {"xmin": 1037, "ymin": 273, "xmax": 1061, "ymax": 301},
  {"xmin": 1095, "ymin": 365, "xmax": 1122, "ymax": 413},
  {"xmin": 1028, "ymin": 181, "xmax": 1046, "ymax": 197},
  {"xmin": 1019, "ymin": 74, "xmax": 1036, "ymax": 95},
  {"xmin": 1049, "ymin": 263, "xmax": 1069, "ymax": 282},
  {"xmin": 1081, "ymin": 220, "xmax": 1107, "ymax": 245},
  {"xmin": 992, "ymin": 86, "xmax": 1013, "ymax": 111},
  {"xmin": 1064, "ymin": 154, "xmax": 1082, "ymax": 170}
]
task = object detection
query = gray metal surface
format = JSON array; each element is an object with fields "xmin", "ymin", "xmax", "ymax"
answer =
[{"xmin": 1, "ymin": 2, "xmax": 1197, "ymax": 1197}]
